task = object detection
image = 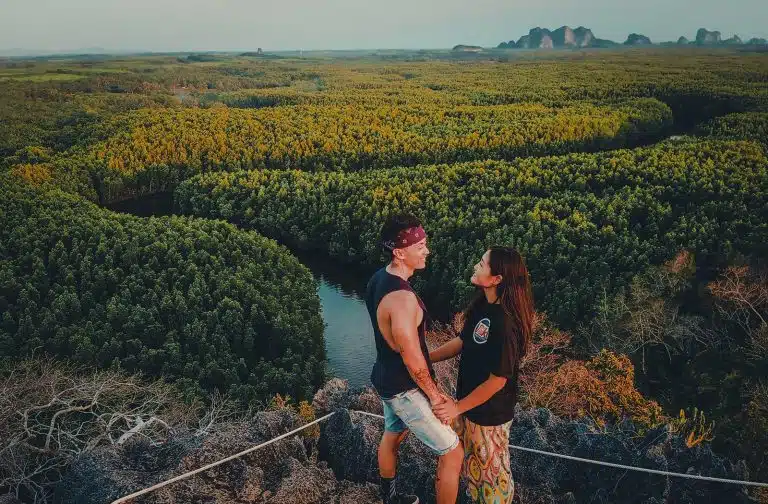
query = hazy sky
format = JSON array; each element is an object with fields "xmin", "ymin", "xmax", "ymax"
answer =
[{"xmin": 1, "ymin": 0, "xmax": 767, "ymax": 52}]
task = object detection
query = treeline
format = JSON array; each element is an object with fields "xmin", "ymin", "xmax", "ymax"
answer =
[
  {"xmin": 206, "ymin": 53, "xmax": 768, "ymax": 111},
  {"xmin": 36, "ymin": 99, "xmax": 672, "ymax": 202},
  {"xmin": 696, "ymin": 111, "xmax": 768, "ymax": 148},
  {"xmin": 0, "ymin": 82, "xmax": 175, "ymax": 161},
  {"xmin": 175, "ymin": 139, "xmax": 768, "ymax": 325},
  {"xmin": 0, "ymin": 58, "xmax": 314, "ymax": 162},
  {"xmin": 4, "ymin": 51, "xmax": 767, "ymax": 205},
  {"xmin": 95, "ymin": 99, "xmax": 669, "ymax": 173},
  {"xmin": 0, "ymin": 177, "xmax": 326, "ymax": 403}
]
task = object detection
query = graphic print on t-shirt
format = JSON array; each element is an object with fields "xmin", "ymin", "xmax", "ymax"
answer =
[{"xmin": 472, "ymin": 318, "xmax": 491, "ymax": 344}]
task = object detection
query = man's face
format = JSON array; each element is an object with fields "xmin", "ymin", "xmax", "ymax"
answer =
[{"xmin": 395, "ymin": 237, "xmax": 429, "ymax": 270}]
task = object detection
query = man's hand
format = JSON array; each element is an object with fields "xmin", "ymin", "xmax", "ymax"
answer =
[
  {"xmin": 428, "ymin": 392, "xmax": 449, "ymax": 406},
  {"xmin": 433, "ymin": 396, "xmax": 461, "ymax": 425}
]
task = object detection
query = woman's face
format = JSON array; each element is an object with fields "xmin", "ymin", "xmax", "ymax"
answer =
[{"xmin": 471, "ymin": 250, "xmax": 501, "ymax": 288}]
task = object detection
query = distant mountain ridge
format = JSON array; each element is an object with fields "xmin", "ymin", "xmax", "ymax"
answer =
[
  {"xmin": 495, "ymin": 26, "xmax": 768, "ymax": 50},
  {"xmin": 452, "ymin": 44, "xmax": 484, "ymax": 52},
  {"xmin": 696, "ymin": 28, "xmax": 721, "ymax": 45},
  {"xmin": 498, "ymin": 26, "xmax": 601, "ymax": 49},
  {"xmin": 625, "ymin": 33, "xmax": 652, "ymax": 45}
]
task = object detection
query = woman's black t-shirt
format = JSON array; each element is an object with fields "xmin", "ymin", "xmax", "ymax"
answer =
[{"xmin": 456, "ymin": 299, "xmax": 519, "ymax": 426}]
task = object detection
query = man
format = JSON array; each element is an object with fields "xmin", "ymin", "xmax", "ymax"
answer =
[{"xmin": 366, "ymin": 213, "xmax": 463, "ymax": 504}]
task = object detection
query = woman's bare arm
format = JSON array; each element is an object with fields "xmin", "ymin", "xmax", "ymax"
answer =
[{"xmin": 429, "ymin": 337, "xmax": 463, "ymax": 363}]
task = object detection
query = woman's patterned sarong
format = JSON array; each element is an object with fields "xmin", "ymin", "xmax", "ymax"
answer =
[{"xmin": 453, "ymin": 416, "xmax": 514, "ymax": 504}]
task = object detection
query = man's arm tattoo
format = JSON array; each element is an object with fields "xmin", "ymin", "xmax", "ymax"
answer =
[{"xmin": 412, "ymin": 367, "xmax": 441, "ymax": 402}]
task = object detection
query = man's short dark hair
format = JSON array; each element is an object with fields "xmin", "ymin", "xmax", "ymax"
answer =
[{"xmin": 380, "ymin": 213, "xmax": 422, "ymax": 257}]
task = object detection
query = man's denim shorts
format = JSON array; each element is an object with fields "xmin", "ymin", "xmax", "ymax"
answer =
[{"xmin": 381, "ymin": 388, "xmax": 460, "ymax": 456}]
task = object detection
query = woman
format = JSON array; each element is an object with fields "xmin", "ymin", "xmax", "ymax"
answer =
[{"xmin": 430, "ymin": 246, "xmax": 534, "ymax": 504}]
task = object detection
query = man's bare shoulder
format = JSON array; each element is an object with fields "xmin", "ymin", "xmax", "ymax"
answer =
[{"xmin": 378, "ymin": 289, "xmax": 419, "ymax": 313}]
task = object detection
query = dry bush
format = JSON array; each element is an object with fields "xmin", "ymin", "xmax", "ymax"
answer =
[
  {"xmin": 521, "ymin": 347, "xmax": 664, "ymax": 430},
  {"xmin": 0, "ymin": 358, "xmax": 228, "ymax": 503},
  {"xmin": 426, "ymin": 313, "xmax": 465, "ymax": 396},
  {"xmin": 583, "ymin": 251, "xmax": 720, "ymax": 370},
  {"xmin": 267, "ymin": 393, "xmax": 319, "ymax": 439},
  {"xmin": 743, "ymin": 380, "xmax": 768, "ymax": 479},
  {"xmin": 668, "ymin": 408, "xmax": 715, "ymax": 448},
  {"xmin": 620, "ymin": 250, "xmax": 696, "ymax": 352},
  {"xmin": 522, "ymin": 358, "xmax": 613, "ymax": 423},
  {"xmin": 709, "ymin": 263, "xmax": 768, "ymax": 360},
  {"xmin": 518, "ymin": 313, "xmax": 571, "ymax": 388}
]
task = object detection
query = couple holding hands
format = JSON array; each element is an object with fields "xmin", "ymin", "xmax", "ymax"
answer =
[{"xmin": 366, "ymin": 214, "xmax": 534, "ymax": 504}]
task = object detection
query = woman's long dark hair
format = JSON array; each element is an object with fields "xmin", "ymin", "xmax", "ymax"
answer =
[{"xmin": 464, "ymin": 246, "xmax": 534, "ymax": 374}]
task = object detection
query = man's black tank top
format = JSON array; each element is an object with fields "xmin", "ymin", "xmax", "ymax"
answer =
[{"xmin": 366, "ymin": 266, "xmax": 435, "ymax": 399}]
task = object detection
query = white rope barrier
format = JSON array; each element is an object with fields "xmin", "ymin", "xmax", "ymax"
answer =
[
  {"xmin": 110, "ymin": 408, "xmax": 768, "ymax": 503},
  {"xmin": 348, "ymin": 410, "xmax": 768, "ymax": 489},
  {"xmin": 497, "ymin": 444, "xmax": 768, "ymax": 488}
]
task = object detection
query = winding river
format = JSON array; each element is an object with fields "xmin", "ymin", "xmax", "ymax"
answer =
[{"xmin": 107, "ymin": 193, "xmax": 377, "ymax": 388}]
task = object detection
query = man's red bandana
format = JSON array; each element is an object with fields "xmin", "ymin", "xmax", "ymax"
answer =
[{"xmin": 383, "ymin": 226, "xmax": 427, "ymax": 251}]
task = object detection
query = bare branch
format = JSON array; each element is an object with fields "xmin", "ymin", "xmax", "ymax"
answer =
[{"xmin": 0, "ymin": 358, "xmax": 205, "ymax": 503}]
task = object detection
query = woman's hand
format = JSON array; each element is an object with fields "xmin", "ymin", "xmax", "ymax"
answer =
[{"xmin": 433, "ymin": 396, "xmax": 461, "ymax": 425}]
